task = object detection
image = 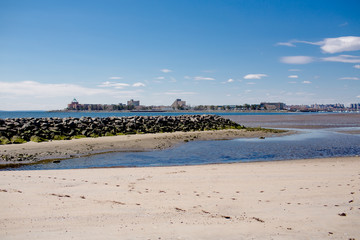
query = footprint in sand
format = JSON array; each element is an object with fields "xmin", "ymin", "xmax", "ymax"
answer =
[
  {"xmin": 51, "ymin": 193, "xmax": 71, "ymax": 198},
  {"xmin": 252, "ymin": 217, "xmax": 265, "ymax": 223}
]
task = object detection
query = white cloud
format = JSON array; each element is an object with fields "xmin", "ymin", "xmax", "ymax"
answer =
[
  {"xmin": 194, "ymin": 76, "xmax": 215, "ymax": 81},
  {"xmin": 0, "ymin": 81, "xmax": 114, "ymax": 97},
  {"xmin": 161, "ymin": 69, "xmax": 172, "ymax": 73},
  {"xmin": 288, "ymin": 75, "xmax": 299, "ymax": 78},
  {"xmin": 109, "ymin": 77, "xmax": 122, "ymax": 80},
  {"xmin": 0, "ymin": 81, "xmax": 147, "ymax": 110},
  {"xmin": 322, "ymin": 55, "xmax": 360, "ymax": 63},
  {"xmin": 320, "ymin": 36, "xmax": 360, "ymax": 54},
  {"xmin": 295, "ymin": 92, "xmax": 315, "ymax": 96},
  {"xmin": 132, "ymin": 82, "xmax": 146, "ymax": 87},
  {"xmin": 276, "ymin": 42, "xmax": 295, "ymax": 47},
  {"xmin": 288, "ymin": 81, "xmax": 297, "ymax": 84},
  {"xmin": 281, "ymin": 55, "xmax": 360, "ymax": 64},
  {"xmin": 243, "ymin": 74, "xmax": 268, "ymax": 79},
  {"xmin": 227, "ymin": 78, "xmax": 234, "ymax": 83},
  {"xmin": 246, "ymin": 82, "xmax": 256, "ymax": 85},
  {"xmin": 288, "ymin": 69, "xmax": 301, "ymax": 71},
  {"xmin": 339, "ymin": 77, "xmax": 359, "ymax": 80},
  {"xmin": 302, "ymin": 81, "xmax": 312, "ymax": 84},
  {"xmin": 281, "ymin": 56, "xmax": 315, "ymax": 64},
  {"xmin": 278, "ymin": 36, "xmax": 360, "ymax": 54},
  {"xmin": 164, "ymin": 90, "xmax": 196, "ymax": 95},
  {"xmin": 155, "ymin": 76, "xmax": 165, "ymax": 80},
  {"xmin": 277, "ymin": 40, "xmax": 321, "ymax": 48},
  {"xmin": 354, "ymin": 65, "xmax": 360, "ymax": 69},
  {"xmin": 111, "ymin": 90, "xmax": 144, "ymax": 98},
  {"xmin": 99, "ymin": 81, "xmax": 130, "ymax": 89},
  {"xmin": 357, "ymin": 95, "xmax": 360, "ymax": 98}
]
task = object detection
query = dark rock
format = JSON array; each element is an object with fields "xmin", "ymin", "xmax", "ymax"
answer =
[{"xmin": 0, "ymin": 115, "xmax": 242, "ymax": 144}]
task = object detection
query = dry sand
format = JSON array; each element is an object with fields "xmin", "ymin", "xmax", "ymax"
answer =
[
  {"xmin": 1, "ymin": 157, "xmax": 359, "ymax": 239},
  {"xmin": 0, "ymin": 129, "xmax": 288, "ymax": 165}
]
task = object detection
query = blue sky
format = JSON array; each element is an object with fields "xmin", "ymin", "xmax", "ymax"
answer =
[{"xmin": 1, "ymin": 0, "xmax": 360, "ymax": 110}]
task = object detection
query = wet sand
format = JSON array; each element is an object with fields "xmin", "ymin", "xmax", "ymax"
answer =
[
  {"xmin": 225, "ymin": 113, "xmax": 360, "ymax": 129},
  {"xmin": 1, "ymin": 157, "xmax": 359, "ymax": 239},
  {"xmin": 335, "ymin": 129, "xmax": 360, "ymax": 135}
]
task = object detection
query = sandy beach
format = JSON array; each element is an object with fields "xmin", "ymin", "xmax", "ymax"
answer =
[
  {"xmin": 1, "ymin": 113, "xmax": 359, "ymax": 239},
  {"xmin": 1, "ymin": 156, "xmax": 359, "ymax": 239},
  {"xmin": 0, "ymin": 129, "xmax": 288, "ymax": 165}
]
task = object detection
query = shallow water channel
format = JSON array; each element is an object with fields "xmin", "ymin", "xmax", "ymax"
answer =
[{"xmin": 5, "ymin": 127, "xmax": 360, "ymax": 171}]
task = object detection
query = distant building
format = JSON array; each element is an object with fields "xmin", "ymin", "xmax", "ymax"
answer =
[
  {"xmin": 311, "ymin": 103, "xmax": 344, "ymax": 111},
  {"xmin": 171, "ymin": 99, "xmax": 187, "ymax": 109},
  {"xmin": 260, "ymin": 102, "xmax": 285, "ymax": 110},
  {"xmin": 67, "ymin": 98, "xmax": 79, "ymax": 110},
  {"xmin": 127, "ymin": 99, "xmax": 140, "ymax": 106},
  {"xmin": 350, "ymin": 103, "xmax": 360, "ymax": 110}
]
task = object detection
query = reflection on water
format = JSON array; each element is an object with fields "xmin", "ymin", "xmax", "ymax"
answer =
[{"xmin": 5, "ymin": 128, "xmax": 360, "ymax": 171}]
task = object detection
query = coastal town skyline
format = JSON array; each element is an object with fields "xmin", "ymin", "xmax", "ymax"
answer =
[
  {"xmin": 1, "ymin": 0, "xmax": 360, "ymax": 110},
  {"xmin": 64, "ymin": 97, "xmax": 359, "ymax": 112}
]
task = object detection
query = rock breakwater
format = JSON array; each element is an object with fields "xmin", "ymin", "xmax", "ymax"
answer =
[{"xmin": 0, "ymin": 115, "xmax": 243, "ymax": 144}]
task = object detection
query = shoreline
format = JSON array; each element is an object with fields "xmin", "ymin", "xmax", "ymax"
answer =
[
  {"xmin": 0, "ymin": 129, "xmax": 290, "ymax": 166},
  {"xmin": 1, "ymin": 156, "xmax": 359, "ymax": 239}
]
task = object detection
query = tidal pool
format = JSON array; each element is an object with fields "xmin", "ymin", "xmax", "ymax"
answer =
[{"xmin": 5, "ymin": 127, "xmax": 360, "ymax": 171}]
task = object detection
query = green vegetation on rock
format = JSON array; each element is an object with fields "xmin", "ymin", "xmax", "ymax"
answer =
[
  {"xmin": 246, "ymin": 127, "xmax": 286, "ymax": 133},
  {"xmin": 30, "ymin": 136, "xmax": 47, "ymax": 143},
  {"xmin": 90, "ymin": 133, "xmax": 100, "ymax": 138},
  {"xmin": 0, "ymin": 136, "xmax": 10, "ymax": 145},
  {"xmin": 53, "ymin": 135, "xmax": 69, "ymax": 141},
  {"xmin": 11, "ymin": 136, "xmax": 27, "ymax": 144},
  {"xmin": 71, "ymin": 135, "xmax": 87, "ymax": 139}
]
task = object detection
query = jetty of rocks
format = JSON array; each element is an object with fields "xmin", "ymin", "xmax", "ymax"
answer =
[{"xmin": 0, "ymin": 115, "xmax": 243, "ymax": 144}]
